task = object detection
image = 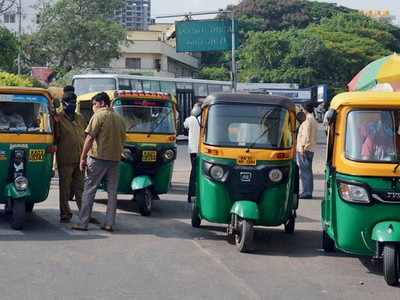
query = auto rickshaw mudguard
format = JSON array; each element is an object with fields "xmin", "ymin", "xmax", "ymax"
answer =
[
  {"xmin": 131, "ymin": 175, "xmax": 153, "ymax": 191},
  {"xmin": 4, "ymin": 183, "xmax": 31, "ymax": 199},
  {"xmin": 371, "ymin": 221, "xmax": 400, "ymax": 242},
  {"xmin": 230, "ymin": 201, "xmax": 259, "ymax": 221}
]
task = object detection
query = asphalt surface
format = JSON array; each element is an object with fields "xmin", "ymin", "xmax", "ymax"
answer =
[{"xmin": 0, "ymin": 143, "xmax": 399, "ymax": 300}]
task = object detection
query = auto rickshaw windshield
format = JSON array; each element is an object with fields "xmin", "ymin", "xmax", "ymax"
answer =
[
  {"xmin": 205, "ymin": 103, "xmax": 292, "ymax": 149},
  {"xmin": 345, "ymin": 110, "xmax": 400, "ymax": 162},
  {"xmin": 113, "ymin": 102, "xmax": 175, "ymax": 134},
  {"xmin": 0, "ymin": 94, "xmax": 51, "ymax": 133}
]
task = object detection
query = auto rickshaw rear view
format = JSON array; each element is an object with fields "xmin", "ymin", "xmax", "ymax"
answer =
[
  {"xmin": 322, "ymin": 92, "xmax": 400, "ymax": 286},
  {"xmin": 191, "ymin": 93, "xmax": 298, "ymax": 252},
  {"xmin": 0, "ymin": 87, "xmax": 55, "ymax": 229}
]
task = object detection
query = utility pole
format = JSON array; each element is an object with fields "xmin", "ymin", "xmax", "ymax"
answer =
[
  {"xmin": 17, "ymin": 0, "xmax": 22, "ymax": 74},
  {"xmin": 157, "ymin": 9, "xmax": 237, "ymax": 92}
]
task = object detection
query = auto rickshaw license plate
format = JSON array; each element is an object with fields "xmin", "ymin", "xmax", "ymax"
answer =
[
  {"xmin": 237, "ymin": 155, "xmax": 256, "ymax": 166},
  {"xmin": 142, "ymin": 151, "xmax": 157, "ymax": 162},
  {"xmin": 29, "ymin": 149, "xmax": 45, "ymax": 162}
]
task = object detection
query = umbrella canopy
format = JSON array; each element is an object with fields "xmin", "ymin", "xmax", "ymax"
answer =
[{"xmin": 348, "ymin": 53, "xmax": 400, "ymax": 92}]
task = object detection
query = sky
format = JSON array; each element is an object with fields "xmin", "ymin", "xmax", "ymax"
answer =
[{"xmin": 152, "ymin": 0, "xmax": 400, "ymax": 21}]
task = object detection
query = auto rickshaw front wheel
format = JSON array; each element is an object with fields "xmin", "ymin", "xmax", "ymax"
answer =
[
  {"xmin": 25, "ymin": 202, "xmax": 34, "ymax": 213},
  {"xmin": 235, "ymin": 218, "xmax": 254, "ymax": 253},
  {"xmin": 322, "ymin": 230, "xmax": 335, "ymax": 252},
  {"xmin": 284, "ymin": 213, "xmax": 296, "ymax": 234},
  {"xmin": 135, "ymin": 189, "xmax": 152, "ymax": 217},
  {"xmin": 383, "ymin": 243, "xmax": 399, "ymax": 286},
  {"xmin": 11, "ymin": 200, "xmax": 26, "ymax": 230}
]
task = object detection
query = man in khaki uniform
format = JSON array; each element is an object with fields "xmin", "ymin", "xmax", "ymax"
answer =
[
  {"xmin": 54, "ymin": 91, "xmax": 86, "ymax": 222},
  {"xmin": 72, "ymin": 92, "xmax": 126, "ymax": 232}
]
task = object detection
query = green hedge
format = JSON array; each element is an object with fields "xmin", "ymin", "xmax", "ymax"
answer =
[{"xmin": 0, "ymin": 71, "xmax": 44, "ymax": 87}]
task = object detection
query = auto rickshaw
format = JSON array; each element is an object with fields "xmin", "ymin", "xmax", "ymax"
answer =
[
  {"xmin": 191, "ymin": 93, "xmax": 298, "ymax": 252},
  {"xmin": 322, "ymin": 92, "xmax": 400, "ymax": 286},
  {"xmin": 77, "ymin": 90, "xmax": 177, "ymax": 216},
  {"xmin": 0, "ymin": 87, "xmax": 55, "ymax": 229}
]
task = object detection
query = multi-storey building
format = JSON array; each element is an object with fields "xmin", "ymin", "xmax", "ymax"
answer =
[
  {"xmin": 114, "ymin": 0, "xmax": 152, "ymax": 31},
  {"xmin": 0, "ymin": 0, "xmax": 42, "ymax": 34}
]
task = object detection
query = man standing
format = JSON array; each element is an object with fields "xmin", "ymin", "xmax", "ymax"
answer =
[
  {"xmin": 296, "ymin": 103, "xmax": 318, "ymax": 199},
  {"xmin": 54, "ymin": 91, "xmax": 86, "ymax": 223},
  {"xmin": 72, "ymin": 92, "xmax": 126, "ymax": 232},
  {"xmin": 184, "ymin": 103, "xmax": 201, "ymax": 203}
]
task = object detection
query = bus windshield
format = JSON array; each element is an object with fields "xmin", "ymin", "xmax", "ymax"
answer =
[
  {"xmin": 113, "ymin": 103, "xmax": 175, "ymax": 135},
  {"xmin": 74, "ymin": 78, "xmax": 117, "ymax": 95},
  {"xmin": 205, "ymin": 104, "xmax": 292, "ymax": 149},
  {"xmin": 0, "ymin": 94, "xmax": 52, "ymax": 133}
]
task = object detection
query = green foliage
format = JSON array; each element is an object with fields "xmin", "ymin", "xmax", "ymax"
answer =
[
  {"xmin": 198, "ymin": 67, "xmax": 230, "ymax": 81},
  {"xmin": 0, "ymin": 26, "xmax": 18, "ymax": 72},
  {"xmin": 23, "ymin": 0, "xmax": 126, "ymax": 73},
  {"xmin": 0, "ymin": 71, "xmax": 39, "ymax": 87}
]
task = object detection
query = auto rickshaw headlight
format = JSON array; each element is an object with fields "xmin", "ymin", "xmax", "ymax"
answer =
[
  {"xmin": 14, "ymin": 176, "xmax": 28, "ymax": 191},
  {"xmin": 268, "ymin": 169, "xmax": 283, "ymax": 183},
  {"xmin": 163, "ymin": 149, "xmax": 175, "ymax": 161},
  {"xmin": 210, "ymin": 165, "xmax": 225, "ymax": 181},
  {"xmin": 338, "ymin": 183, "xmax": 370, "ymax": 203}
]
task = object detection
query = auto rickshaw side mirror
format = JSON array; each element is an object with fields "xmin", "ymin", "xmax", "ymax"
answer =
[{"xmin": 325, "ymin": 109, "xmax": 337, "ymax": 125}]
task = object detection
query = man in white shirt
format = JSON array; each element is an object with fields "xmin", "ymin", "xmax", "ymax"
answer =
[{"xmin": 184, "ymin": 103, "xmax": 201, "ymax": 203}]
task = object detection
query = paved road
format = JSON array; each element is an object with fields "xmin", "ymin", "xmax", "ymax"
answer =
[{"xmin": 0, "ymin": 144, "xmax": 399, "ymax": 299}]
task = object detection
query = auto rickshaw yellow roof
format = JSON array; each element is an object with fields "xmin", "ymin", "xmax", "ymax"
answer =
[
  {"xmin": 330, "ymin": 91, "xmax": 400, "ymax": 110},
  {"xmin": 0, "ymin": 86, "xmax": 52, "ymax": 99},
  {"xmin": 77, "ymin": 90, "xmax": 176, "ymax": 103}
]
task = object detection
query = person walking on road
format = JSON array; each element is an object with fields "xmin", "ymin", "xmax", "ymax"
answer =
[
  {"xmin": 54, "ymin": 91, "xmax": 86, "ymax": 223},
  {"xmin": 296, "ymin": 103, "xmax": 318, "ymax": 199},
  {"xmin": 184, "ymin": 103, "xmax": 201, "ymax": 203},
  {"xmin": 72, "ymin": 92, "xmax": 126, "ymax": 232}
]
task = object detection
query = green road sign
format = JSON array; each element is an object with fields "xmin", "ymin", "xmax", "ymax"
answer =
[{"xmin": 176, "ymin": 19, "xmax": 239, "ymax": 52}]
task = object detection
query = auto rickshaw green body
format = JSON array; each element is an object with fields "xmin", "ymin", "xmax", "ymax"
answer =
[
  {"xmin": 0, "ymin": 87, "xmax": 55, "ymax": 229},
  {"xmin": 322, "ymin": 92, "xmax": 400, "ymax": 286},
  {"xmin": 192, "ymin": 93, "xmax": 298, "ymax": 252}
]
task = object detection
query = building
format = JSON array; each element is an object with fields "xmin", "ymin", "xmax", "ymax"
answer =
[
  {"xmin": 361, "ymin": 9, "xmax": 397, "ymax": 25},
  {"xmin": 110, "ymin": 24, "xmax": 200, "ymax": 78},
  {"xmin": 0, "ymin": 0, "xmax": 42, "ymax": 34},
  {"xmin": 114, "ymin": 0, "xmax": 152, "ymax": 31}
]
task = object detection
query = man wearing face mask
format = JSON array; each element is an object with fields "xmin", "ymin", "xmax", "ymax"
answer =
[
  {"xmin": 184, "ymin": 103, "xmax": 201, "ymax": 203},
  {"xmin": 54, "ymin": 91, "xmax": 86, "ymax": 223}
]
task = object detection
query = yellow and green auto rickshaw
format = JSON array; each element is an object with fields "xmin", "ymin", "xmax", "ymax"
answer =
[
  {"xmin": 77, "ymin": 90, "xmax": 177, "ymax": 216},
  {"xmin": 0, "ymin": 87, "xmax": 55, "ymax": 229},
  {"xmin": 191, "ymin": 93, "xmax": 298, "ymax": 252},
  {"xmin": 322, "ymin": 92, "xmax": 400, "ymax": 286}
]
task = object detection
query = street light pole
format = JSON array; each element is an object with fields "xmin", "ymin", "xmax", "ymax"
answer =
[
  {"xmin": 231, "ymin": 11, "xmax": 236, "ymax": 92},
  {"xmin": 17, "ymin": 0, "xmax": 21, "ymax": 75}
]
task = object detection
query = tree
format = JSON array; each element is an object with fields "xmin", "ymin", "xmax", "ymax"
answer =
[
  {"xmin": 24, "ymin": 0, "xmax": 126, "ymax": 73},
  {"xmin": 0, "ymin": 26, "xmax": 18, "ymax": 72},
  {"xmin": 198, "ymin": 66, "xmax": 230, "ymax": 81},
  {"xmin": 0, "ymin": 0, "xmax": 15, "ymax": 13}
]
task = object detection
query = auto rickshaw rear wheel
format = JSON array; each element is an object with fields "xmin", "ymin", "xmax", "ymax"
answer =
[
  {"xmin": 322, "ymin": 230, "xmax": 335, "ymax": 252},
  {"xmin": 135, "ymin": 189, "xmax": 152, "ymax": 216},
  {"xmin": 235, "ymin": 218, "xmax": 254, "ymax": 253},
  {"xmin": 191, "ymin": 204, "xmax": 201, "ymax": 228},
  {"xmin": 383, "ymin": 243, "xmax": 399, "ymax": 286},
  {"xmin": 11, "ymin": 200, "xmax": 26, "ymax": 230},
  {"xmin": 284, "ymin": 213, "xmax": 295, "ymax": 234}
]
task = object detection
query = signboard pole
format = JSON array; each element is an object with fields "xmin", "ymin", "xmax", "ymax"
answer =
[{"xmin": 231, "ymin": 12, "xmax": 237, "ymax": 92}]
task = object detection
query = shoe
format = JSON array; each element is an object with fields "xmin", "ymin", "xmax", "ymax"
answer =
[
  {"xmin": 89, "ymin": 217, "xmax": 101, "ymax": 225},
  {"xmin": 101, "ymin": 225, "xmax": 113, "ymax": 232},
  {"xmin": 71, "ymin": 224, "xmax": 88, "ymax": 231},
  {"xmin": 300, "ymin": 194, "xmax": 313, "ymax": 199}
]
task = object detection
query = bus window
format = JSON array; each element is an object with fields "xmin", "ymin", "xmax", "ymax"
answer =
[
  {"xmin": 208, "ymin": 84, "xmax": 223, "ymax": 94},
  {"xmin": 73, "ymin": 78, "xmax": 117, "ymax": 95},
  {"xmin": 118, "ymin": 79, "xmax": 131, "ymax": 90},
  {"xmin": 194, "ymin": 83, "xmax": 208, "ymax": 97},
  {"xmin": 130, "ymin": 80, "xmax": 142, "ymax": 90},
  {"xmin": 222, "ymin": 85, "xmax": 232, "ymax": 92},
  {"xmin": 160, "ymin": 81, "xmax": 176, "ymax": 95},
  {"xmin": 176, "ymin": 82, "xmax": 193, "ymax": 90},
  {"xmin": 143, "ymin": 80, "xmax": 161, "ymax": 92}
]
